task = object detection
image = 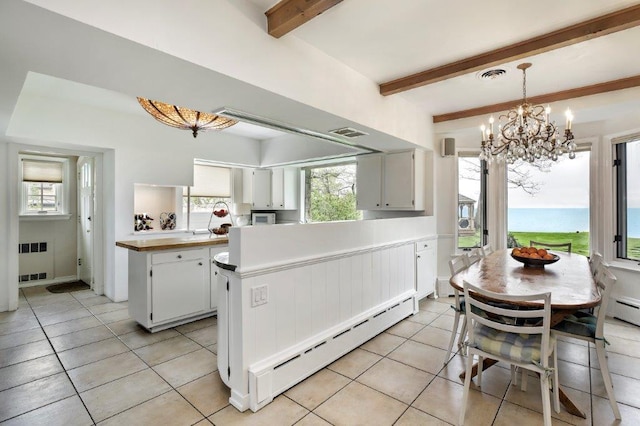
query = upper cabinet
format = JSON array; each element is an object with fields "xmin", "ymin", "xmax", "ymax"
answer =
[
  {"xmin": 243, "ymin": 167, "xmax": 298, "ymax": 210},
  {"xmin": 356, "ymin": 149, "xmax": 427, "ymax": 211}
]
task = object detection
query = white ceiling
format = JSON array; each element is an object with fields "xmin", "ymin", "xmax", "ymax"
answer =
[
  {"xmin": 250, "ymin": 0, "xmax": 640, "ymax": 121},
  {"xmin": 2, "ymin": 0, "xmax": 640, "ymax": 159}
]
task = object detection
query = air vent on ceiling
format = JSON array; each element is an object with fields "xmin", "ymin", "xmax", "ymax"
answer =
[
  {"xmin": 329, "ymin": 127, "xmax": 369, "ymax": 138},
  {"xmin": 478, "ymin": 68, "xmax": 507, "ymax": 80}
]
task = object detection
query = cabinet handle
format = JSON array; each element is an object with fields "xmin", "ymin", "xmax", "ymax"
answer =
[
  {"xmin": 198, "ymin": 262, "xmax": 203, "ymax": 266},
  {"xmin": 376, "ymin": 203, "xmax": 379, "ymax": 207},
  {"xmin": 385, "ymin": 203, "xmax": 389, "ymax": 206},
  {"xmin": 177, "ymin": 254, "xmax": 182, "ymax": 259},
  {"xmin": 417, "ymin": 255, "xmax": 421, "ymax": 259}
]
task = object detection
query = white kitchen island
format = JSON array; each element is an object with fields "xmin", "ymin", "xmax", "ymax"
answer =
[{"xmin": 215, "ymin": 217, "xmax": 436, "ymax": 412}]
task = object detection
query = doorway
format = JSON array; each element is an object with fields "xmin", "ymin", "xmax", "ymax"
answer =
[{"xmin": 77, "ymin": 156, "xmax": 94, "ymax": 289}]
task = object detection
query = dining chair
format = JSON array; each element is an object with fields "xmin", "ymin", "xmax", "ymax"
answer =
[
  {"xmin": 444, "ymin": 253, "xmax": 471, "ymax": 364},
  {"xmin": 551, "ymin": 266, "xmax": 621, "ymax": 419},
  {"xmin": 459, "ymin": 281, "xmax": 559, "ymax": 426},
  {"xmin": 468, "ymin": 248, "xmax": 483, "ymax": 265},
  {"xmin": 480, "ymin": 243, "xmax": 493, "ymax": 257},
  {"xmin": 529, "ymin": 240, "xmax": 572, "ymax": 253},
  {"xmin": 589, "ymin": 251, "xmax": 604, "ymax": 277}
]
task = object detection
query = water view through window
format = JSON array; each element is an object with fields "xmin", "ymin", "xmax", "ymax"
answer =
[{"xmin": 507, "ymin": 151, "xmax": 590, "ymax": 255}]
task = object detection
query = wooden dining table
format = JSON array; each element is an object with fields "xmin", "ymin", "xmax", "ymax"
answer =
[{"xmin": 449, "ymin": 249, "xmax": 601, "ymax": 419}]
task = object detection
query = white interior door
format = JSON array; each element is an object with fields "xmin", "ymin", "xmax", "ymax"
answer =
[{"xmin": 77, "ymin": 157, "xmax": 94, "ymax": 287}]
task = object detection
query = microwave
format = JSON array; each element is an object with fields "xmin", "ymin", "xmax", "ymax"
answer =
[{"xmin": 252, "ymin": 212, "xmax": 276, "ymax": 225}]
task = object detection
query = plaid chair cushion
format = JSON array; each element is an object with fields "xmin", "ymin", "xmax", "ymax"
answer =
[
  {"xmin": 552, "ymin": 311, "xmax": 597, "ymax": 338},
  {"xmin": 471, "ymin": 323, "xmax": 556, "ymax": 364}
]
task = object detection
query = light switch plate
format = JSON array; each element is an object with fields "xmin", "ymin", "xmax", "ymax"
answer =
[{"xmin": 251, "ymin": 285, "xmax": 268, "ymax": 307}]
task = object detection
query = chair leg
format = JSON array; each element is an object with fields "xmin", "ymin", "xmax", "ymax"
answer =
[
  {"xmin": 459, "ymin": 352, "xmax": 474, "ymax": 426},
  {"xmin": 511, "ymin": 365, "xmax": 518, "ymax": 386},
  {"xmin": 596, "ymin": 342, "xmax": 621, "ymax": 419},
  {"xmin": 552, "ymin": 346, "xmax": 560, "ymax": 413},
  {"xmin": 458, "ymin": 319, "xmax": 468, "ymax": 356},
  {"xmin": 539, "ymin": 373, "xmax": 552, "ymax": 426},
  {"xmin": 444, "ymin": 311, "xmax": 461, "ymax": 365},
  {"xmin": 521, "ymin": 368, "xmax": 527, "ymax": 391}
]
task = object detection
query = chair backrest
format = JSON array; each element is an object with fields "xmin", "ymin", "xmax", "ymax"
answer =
[
  {"xmin": 480, "ymin": 244, "xmax": 493, "ymax": 257},
  {"xmin": 449, "ymin": 253, "xmax": 470, "ymax": 276},
  {"xmin": 589, "ymin": 252, "xmax": 604, "ymax": 277},
  {"xmin": 593, "ymin": 266, "xmax": 617, "ymax": 339},
  {"xmin": 468, "ymin": 248, "xmax": 483, "ymax": 265},
  {"xmin": 529, "ymin": 240, "xmax": 572, "ymax": 253},
  {"xmin": 463, "ymin": 281, "xmax": 552, "ymax": 364}
]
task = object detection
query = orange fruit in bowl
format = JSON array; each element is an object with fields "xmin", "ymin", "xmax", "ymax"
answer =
[
  {"xmin": 529, "ymin": 253, "xmax": 541, "ymax": 259},
  {"xmin": 512, "ymin": 248, "xmax": 521, "ymax": 256},
  {"xmin": 528, "ymin": 247, "xmax": 538, "ymax": 254},
  {"xmin": 543, "ymin": 254, "xmax": 554, "ymax": 260},
  {"xmin": 519, "ymin": 252, "xmax": 530, "ymax": 258},
  {"xmin": 538, "ymin": 248, "xmax": 548, "ymax": 257}
]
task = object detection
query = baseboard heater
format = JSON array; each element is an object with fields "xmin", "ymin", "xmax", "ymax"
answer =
[
  {"xmin": 247, "ymin": 295, "xmax": 415, "ymax": 412},
  {"xmin": 614, "ymin": 297, "xmax": 640, "ymax": 327}
]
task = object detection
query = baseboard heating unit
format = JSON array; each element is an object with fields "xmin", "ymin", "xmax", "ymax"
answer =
[
  {"xmin": 246, "ymin": 294, "xmax": 415, "ymax": 412},
  {"xmin": 614, "ymin": 297, "xmax": 640, "ymax": 327}
]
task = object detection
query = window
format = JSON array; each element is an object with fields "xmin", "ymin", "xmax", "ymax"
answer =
[
  {"xmin": 614, "ymin": 138, "xmax": 640, "ymax": 261},
  {"xmin": 507, "ymin": 150, "xmax": 591, "ymax": 255},
  {"xmin": 303, "ymin": 163, "xmax": 361, "ymax": 223},
  {"xmin": 457, "ymin": 153, "xmax": 487, "ymax": 249},
  {"xmin": 20, "ymin": 155, "xmax": 69, "ymax": 216},
  {"xmin": 183, "ymin": 164, "xmax": 232, "ymax": 230}
]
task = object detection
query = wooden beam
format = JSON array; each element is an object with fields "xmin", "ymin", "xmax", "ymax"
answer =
[
  {"xmin": 380, "ymin": 4, "xmax": 640, "ymax": 96},
  {"xmin": 432, "ymin": 75, "xmax": 640, "ymax": 123},
  {"xmin": 266, "ymin": 0, "xmax": 343, "ymax": 38}
]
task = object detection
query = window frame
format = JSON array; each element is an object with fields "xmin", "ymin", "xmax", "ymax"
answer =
[
  {"xmin": 19, "ymin": 155, "xmax": 70, "ymax": 218},
  {"xmin": 183, "ymin": 164, "xmax": 233, "ymax": 231},
  {"xmin": 301, "ymin": 160, "xmax": 360, "ymax": 224},
  {"xmin": 456, "ymin": 151, "xmax": 488, "ymax": 250},
  {"xmin": 614, "ymin": 137, "xmax": 639, "ymax": 261}
]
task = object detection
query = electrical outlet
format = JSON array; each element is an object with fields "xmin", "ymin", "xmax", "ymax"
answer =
[{"xmin": 251, "ymin": 285, "xmax": 268, "ymax": 307}]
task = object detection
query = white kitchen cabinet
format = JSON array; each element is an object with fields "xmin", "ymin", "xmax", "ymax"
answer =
[
  {"xmin": 355, "ymin": 154, "xmax": 383, "ymax": 209},
  {"xmin": 415, "ymin": 238, "xmax": 436, "ymax": 299},
  {"xmin": 251, "ymin": 169, "xmax": 273, "ymax": 209},
  {"xmin": 356, "ymin": 149, "xmax": 425, "ymax": 210},
  {"xmin": 126, "ymin": 244, "xmax": 226, "ymax": 332},
  {"xmin": 272, "ymin": 167, "xmax": 298, "ymax": 210},
  {"xmin": 243, "ymin": 167, "xmax": 298, "ymax": 210}
]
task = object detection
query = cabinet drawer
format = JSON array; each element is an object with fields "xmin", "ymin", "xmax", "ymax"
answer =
[
  {"xmin": 415, "ymin": 239, "xmax": 433, "ymax": 251},
  {"xmin": 152, "ymin": 247, "xmax": 208, "ymax": 264}
]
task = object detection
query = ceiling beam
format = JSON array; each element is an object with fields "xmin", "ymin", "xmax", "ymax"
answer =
[
  {"xmin": 266, "ymin": 0, "xmax": 343, "ymax": 38},
  {"xmin": 432, "ymin": 75, "xmax": 640, "ymax": 123},
  {"xmin": 380, "ymin": 4, "xmax": 640, "ymax": 96}
]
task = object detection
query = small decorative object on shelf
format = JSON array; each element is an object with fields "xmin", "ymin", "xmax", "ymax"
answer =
[
  {"xmin": 134, "ymin": 213, "xmax": 154, "ymax": 231},
  {"xmin": 159, "ymin": 212, "xmax": 176, "ymax": 230},
  {"xmin": 208, "ymin": 201, "xmax": 233, "ymax": 237}
]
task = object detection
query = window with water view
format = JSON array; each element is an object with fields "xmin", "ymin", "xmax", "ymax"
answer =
[{"xmin": 507, "ymin": 150, "xmax": 590, "ymax": 256}]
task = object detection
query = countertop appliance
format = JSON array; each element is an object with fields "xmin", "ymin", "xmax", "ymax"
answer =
[{"xmin": 252, "ymin": 212, "xmax": 276, "ymax": 225}]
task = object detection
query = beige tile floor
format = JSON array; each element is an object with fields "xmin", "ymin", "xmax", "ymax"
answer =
[{"xmin": 1, "ymin": 285, "xmax": 640, "ymax": 425}]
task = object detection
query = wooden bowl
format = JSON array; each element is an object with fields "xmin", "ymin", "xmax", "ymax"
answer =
[{"xmin": 511, "ymin": 253, "xmax": 560, "ymax": 268}]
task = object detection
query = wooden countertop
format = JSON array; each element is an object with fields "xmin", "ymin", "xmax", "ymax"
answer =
[{"xmin": 116, "ymin": 235, "xmax": 228, "ymax": 252}]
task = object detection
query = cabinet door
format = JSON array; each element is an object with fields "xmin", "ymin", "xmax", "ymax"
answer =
[
  {"xmin": 151, "ymin": 259, "xmax": 209, "ymax": 324},
  {"xmin": 356, "ymin": 154, "xmax": 383, "ymax": 210},
  {"xmin": 384, "ymin": 151, "xmax": 414, "ymax": 209},
  {"xmin": 252, "ymin": 169, "xmax": 272, "ymax": 209},
  {"xmin": 272, "ymin": 168, "xmax": 285, "ymax": 210},
  {"xmin": 416, "ymin": 242, "xmax": 436, "ymax": 299}
]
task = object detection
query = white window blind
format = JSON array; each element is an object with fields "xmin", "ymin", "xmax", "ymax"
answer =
[
  {"xmin": 22, "ymin": 160, "xmax": 64, "ymax": 183},
  {"xmin": 191, "ymin": 165, "xmax": 231, "ymax": 197}
]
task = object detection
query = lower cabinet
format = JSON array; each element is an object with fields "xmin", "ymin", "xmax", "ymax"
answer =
[
  {"xmin": 416, "ymin": 238, "xmax": 436, "ymax": 300},
  {"xmin": 128, "ymin": 245, "xmax": 226, "ymax": 332}
]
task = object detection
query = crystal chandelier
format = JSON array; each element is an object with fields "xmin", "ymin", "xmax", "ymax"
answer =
[
  {"xmin": 479, "ymin": 63, "xmax": 576, "ymax": 164},
  {"xmin": 137, "ymin": 97, "xmax": 237, "ymax": 138}
]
